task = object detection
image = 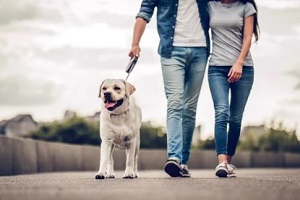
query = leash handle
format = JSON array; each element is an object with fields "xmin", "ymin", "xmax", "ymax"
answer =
[{"xmin": 125, "ymin": 56, "xmax": 139, "ymax": 80}]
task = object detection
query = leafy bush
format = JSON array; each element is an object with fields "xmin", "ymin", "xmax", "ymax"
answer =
[
  {"xmin": 26, "ymin": 116, "xmax": 299, "ymax": 153},
  {"xmin": 195, "ymin": 121, "xmax": 300, "ymax": 153},
  {"xmin": 25, "ymin": 116, "xmax": 100, "ymax": 145},
  {"xmin": 25, "ymin": 117, "xmax": 167, "ymax": 149},
  {"xmin": 238, "ymin": 122, "xmax": 300, "ymax": 153},
  {"xmin": 140, "ymin": 122, "xmax": 167, "ymax": 149}
]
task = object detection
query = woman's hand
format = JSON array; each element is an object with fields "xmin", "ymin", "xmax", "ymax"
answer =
[{"xmin": 228, "ymin": 62, "xmax": 243, "ymax": 83}]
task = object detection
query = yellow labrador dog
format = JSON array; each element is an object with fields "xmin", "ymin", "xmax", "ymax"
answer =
[{"xmin": 95, "ymin": 79, "xmax": 142, "ymax": 179}]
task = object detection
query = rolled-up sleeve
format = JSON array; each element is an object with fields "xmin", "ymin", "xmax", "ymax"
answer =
[{"xmin": 136, "ymin": 0, "xmax": 157, "ymax": 23}]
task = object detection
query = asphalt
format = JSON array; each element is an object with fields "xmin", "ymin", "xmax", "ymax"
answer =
[{"xmin": 0, "ymin": 169, "xmax": 299, "ymax": 200}]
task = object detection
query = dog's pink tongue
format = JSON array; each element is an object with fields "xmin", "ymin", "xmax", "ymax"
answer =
[{"xmin": 105, "ymin": 102, "xmax": 116, "ymax": 109}]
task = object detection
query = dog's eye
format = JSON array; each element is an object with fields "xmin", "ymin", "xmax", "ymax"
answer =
[
  {"xmin": 114, "ymin": 86, "xmax": 121, "ymax": 90},
  {"xmin": 102, "ymin": 87, "xmax": 107, "ymax": 91}
]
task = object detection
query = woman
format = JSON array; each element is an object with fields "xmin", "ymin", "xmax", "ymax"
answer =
[{"xmin": 207, "ymin": 0, "xmax": 259, "ymax": 177}]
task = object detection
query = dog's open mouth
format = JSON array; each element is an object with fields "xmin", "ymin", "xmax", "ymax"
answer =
[{"xmin": 104, "ymin": 99, "xmax": 124, "ymax": 111}]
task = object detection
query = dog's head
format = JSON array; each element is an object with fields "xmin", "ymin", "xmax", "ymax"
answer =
[{"xmin": 98, "ymin": 79, "xmax": 136, "ymax": 113}]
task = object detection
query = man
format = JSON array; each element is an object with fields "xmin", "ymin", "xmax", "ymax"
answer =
[{"xmin": 128, "ymin": 0, "xmax": 210, "ymax": 178}]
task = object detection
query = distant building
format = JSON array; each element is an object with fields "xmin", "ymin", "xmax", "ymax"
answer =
[
  {"xmin": 241, "ymin": 124, "xmax": 267, "ymax": 141},
  {"xmin": 192, "ymin": 125, "xmax": 202, "ymax": 146},
  {"xmin": 85, "ymin": 111, "xmax": 100, "ymax": 123},
  {"xmin": 0, "ymin": 120, "xmax": 8, "ymax": 135},
  {"xmin": 63, "ymin": 110, "xmax": 100, "ymax": 124},
  {"xmin": 63, "ymin": 110, "xmax": 77, "ymax": 120},
  {"xmin": 0, "ymin": 114, "xmax": 38, "ymax": 137}
]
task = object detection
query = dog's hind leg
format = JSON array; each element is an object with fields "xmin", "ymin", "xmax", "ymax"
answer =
[{"xmin": 106, "ymin": 144, "xmax": 116, "ymax": 178}]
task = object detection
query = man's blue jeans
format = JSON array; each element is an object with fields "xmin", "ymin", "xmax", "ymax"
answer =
[
  {"xmin": 161, "ymin": 47, "xmax": 208, "ymax": 164},
  {"xmin": 208, "ymin": 66, "xmax": 254, "ymax": 156}
]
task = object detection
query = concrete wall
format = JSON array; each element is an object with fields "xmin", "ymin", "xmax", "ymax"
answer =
[{"xmin": 1, "ymin": 136, "xmax": 300, "ymax": 176}]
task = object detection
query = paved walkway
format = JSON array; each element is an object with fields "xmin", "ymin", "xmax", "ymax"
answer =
[{"xmin": 0, "ymin": 169, "xmax": 299, "ymax": 200}]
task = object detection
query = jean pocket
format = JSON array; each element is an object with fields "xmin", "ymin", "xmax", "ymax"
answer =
[
  {"xmin": 240, "ymin": 67, "xmax": 254, "ymax": 84},
  {"xmin": 242, "ymin": 67, "xmax": 254, "ymax": 77}
]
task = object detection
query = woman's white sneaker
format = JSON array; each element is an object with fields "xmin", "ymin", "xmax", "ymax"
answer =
[
  {"xmin": 227, "ymin": 163, "xmax": 236, "ymax": 176},
  {"xmin": 215, "ymin": 162, "xmax": 229, "ymax": 178}
]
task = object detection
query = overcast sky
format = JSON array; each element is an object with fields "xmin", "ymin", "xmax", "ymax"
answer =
[{"xmin": 0, "ymin": 0, "xmax": 299, "ymax": 139}]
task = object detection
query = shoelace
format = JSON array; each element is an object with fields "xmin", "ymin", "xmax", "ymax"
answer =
[
  {"xmin": 181, "ymin": 165, "xmax": 188, "ymax": 170},
  {"xmin": 215, "ymin": 162, "xmax": 228, "ymax": 171},
  {"xmin": 217, "ymin": 161, "xmax": 227, "ymax": 167},
  {"xmin": 227, "ymin": 164, "xmax": 236, "ymax": 174}
]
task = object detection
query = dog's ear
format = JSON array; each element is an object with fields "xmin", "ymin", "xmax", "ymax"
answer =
[
  {"xmin": 124, "ymin": 81, "xmax": 136, "ymax": 97},
  {"xmin": 98, "ymin": 81, "xmax": 104, "ymax": 98}
]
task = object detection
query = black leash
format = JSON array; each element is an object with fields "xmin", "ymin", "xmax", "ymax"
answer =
[{"xmin": 125, "ymin": 56, "xmax": 139, "ymax": 81}]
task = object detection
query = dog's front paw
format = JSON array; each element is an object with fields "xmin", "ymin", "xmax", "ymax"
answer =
[
  {"xmin": 106, "ymin": 173, "xmax": 116, "ymax": 178},
  {"xmin": 123, "ymin": 173, "xmax": 135, "ymax": 179},
  {"xmin": 134, "ymin": 173, "xmax": 139, "ymax": 178},
  {"xmin": 95, "ymin": 173, "xmax": 106, "ymax": 180}
]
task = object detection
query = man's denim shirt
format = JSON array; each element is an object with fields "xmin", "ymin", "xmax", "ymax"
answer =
[{"xmin": 136, "ymin": 0, "xmax": 210, "ymax": 58}]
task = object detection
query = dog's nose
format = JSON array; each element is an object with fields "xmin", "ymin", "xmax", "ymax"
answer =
[{"xmin": 104, "ymin": 92, "xmax": 111, "ymax": 98}]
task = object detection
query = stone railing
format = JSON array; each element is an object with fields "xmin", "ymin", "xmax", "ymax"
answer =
[{"xmin": 1, "ymin": 136, "xmax": 300, "ymax": 176}]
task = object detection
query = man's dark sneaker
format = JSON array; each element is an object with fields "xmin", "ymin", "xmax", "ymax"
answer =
[
  {"xmin": 180, "ymin": 164, "xmax": 191, "ymax": 178},
  {"xmin": 164, "ymin": 158, "xmax": 182, "ymax": 177}
]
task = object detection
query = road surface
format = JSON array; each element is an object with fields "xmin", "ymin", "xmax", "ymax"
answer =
[{"xmin": 0, "ymin": 169, "xmax": 299, "ymax": 200}]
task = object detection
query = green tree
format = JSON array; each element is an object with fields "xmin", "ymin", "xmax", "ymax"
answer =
[
  {"xmin": 258, "ymin": 127, "xmax": 300, "ymax": 153},
  {"xmin": 25, "ymin": 117, "xmax": 167, "ymax": 148},
  {"xmin": 140, "ymin": 122, "xmax": 167, "ymax": 149},
  {"xmin": 196, "ymin": 137, "xmax": 215, "ymax": 150},
  {"xmin": 25, "ymin": 116, "xmax": 100, "ymax": 145},
  {"xmin": 238, "ymin": 121, "xmax": 300, "ymax": 153},
  {"xmin": 238, "ymin": 133, "xmax": 260, "ymax": 152}
]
